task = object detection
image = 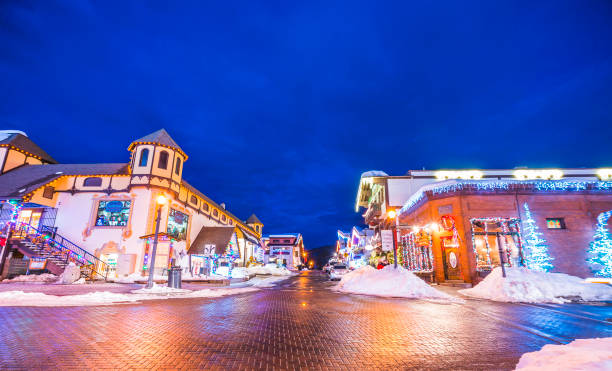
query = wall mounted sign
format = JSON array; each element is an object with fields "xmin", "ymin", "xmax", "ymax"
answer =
[
  {"xmin": 28, "ymin": 258, "xmax": 47, "ymax": 270},
  {"xmin": 448, "ymin": 251, "xmax": 458, "ymax": 268},
  {"xmin": 104, "ymin": 201, "xmax": 125, "ymax": 213},
  {"xmin": 381, "ymin": 230, "xmax": 394, "ymax": 252}
]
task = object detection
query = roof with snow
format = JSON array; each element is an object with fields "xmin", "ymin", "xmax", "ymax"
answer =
[
  {"xmin": 128, "ymin": 129, "xmax": 187, "ymax": 159},
  {"xmin": 0, "ymin": 163, "xmax": 128, "ymax": 199},
  {"xmin": 0, "ymin": 132, "xmax": 57, "ymax": 164},
  {"xmin": 360, "ymin": 170, "xmax": 388, "ymax": 178}
]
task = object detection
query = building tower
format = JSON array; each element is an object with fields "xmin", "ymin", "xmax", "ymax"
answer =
[
  {"xmin": 246, "ymin": 214, "xmax": 263, "ymax": 235},
  {"xmin": 127, "ymin": 129, "xmax": 188, "ymax": 194}
]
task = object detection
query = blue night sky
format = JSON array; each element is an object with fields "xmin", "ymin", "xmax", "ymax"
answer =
[{"xmin": 1, "ymin": 1, "xmax": 611, "ymax": 248}]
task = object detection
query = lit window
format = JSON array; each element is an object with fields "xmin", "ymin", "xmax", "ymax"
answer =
[
  {"xmin": 158, "ymin": 150, "xmax": 169, "ymax": 169},
  {"xmin": 84, "ymin": 177, "xmax": 102, "ymax": 187},
  {"xmin": 95, "ymin": 200, "xmax": 131, "ymax": 227},
  {"xmin": 546, "ymin": 218, "xmax": 566, "ymax": 229},
  {"xmin": 167, "ymin": 209, "xmax": 188, "ymax": 240},
  {"xmin": 139, "ymin": 148, "xmax": 149, "ymax": 167},
  {"xmin": 175, "ymin": 157, "xmax": 182, "ymax": 175}
]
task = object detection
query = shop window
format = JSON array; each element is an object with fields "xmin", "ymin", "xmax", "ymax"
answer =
[
  {"xmin": 167, "ymin": 208, "xmax": 188, "ymax": 240},
  {"xmin": 158, "ymin": 150, "xmax": 169, "ymax": 169},
  {"xmin": 42, "ymin": 186, "xmax": 55, "ymax": 199},
  {"xmin": 84, "ymin": 177, "xmax": 102, "ymax": 187},
  {"xmin": 398, "ymin": 231, "xmax": 434, "ymax": 272},
  {"xmin": 175, "ymin": 157, "xmax": 182, "ymax": 175},
  {"xmin": 95, "ymin": 200, "xmax": 131, "ymax": 227},
  {"xmin": 546, "ymin": 218, "xmax": 566, "ymax": 229},
  {"xmin": 470, "ymin": 218, "xmax": 522, "ymax": 271},
  {"xmin": 190, "ymin": 195, "xmax": 198, "ymax": 204},
  {"xmin": 139, "ymin": 148, "xmax": 149, "ymax": 167}
]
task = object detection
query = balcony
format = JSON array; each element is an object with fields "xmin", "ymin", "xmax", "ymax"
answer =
[{"xmin": 363, "ymin": 204, "xmax": 382, "ymax": 225}]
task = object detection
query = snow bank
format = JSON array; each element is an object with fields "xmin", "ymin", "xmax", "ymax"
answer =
[
  {"xmin": 3, "ymin": 273, "xmax": 57, "ymax": 284},
  {"xmin": 247, "ymin": 264, "xmax": 295, "ymax": 276},
  {"xmin": 113, "ymin": 272, "xmax": 168, "ymax": 283},
  {"xmin": 131, "ymin": 283, "xmax": 190, "ymax": 294},
  {"xmin": 459, "ymin": 267, "xmax": 612, "ymax": 303},
  {"xmin": 231, "ymin": 267, "xmax": 248, "ymax": 278},
  {"xmin": 515, "ymin": 337, "xmax": 612, "ymax": 370},
  {"xmin": 249, "ymin": 275, "xmax": 291, "ymax": 288},
  {"xmin": 335, "ymin": 265, "xmax": 453, "ymax": 300},
  {"xmin": 57, "ymin": 262, "xmax": 81, "ymax": 284},
  {"xmin": 0, "ymin": 287, "xmax": 258, "ymax": 307}
]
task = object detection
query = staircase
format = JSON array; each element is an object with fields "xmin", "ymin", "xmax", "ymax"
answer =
[{"xmin": 9, "ymin": 223, "xmax": 110, "ymax": 280}]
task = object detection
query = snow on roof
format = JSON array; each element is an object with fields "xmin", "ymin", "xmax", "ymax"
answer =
[{"xmin": 360, "ymin": 170, "xmax": 388, "ymax": 178}]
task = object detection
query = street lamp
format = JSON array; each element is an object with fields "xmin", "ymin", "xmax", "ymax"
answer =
[
  {"xmin": 146, "ymin": 194, "xmax": 167, "ymax": 289},
  {"xmin": 386, "ymin": 209, "xmax": 399, "ymax": 269}
]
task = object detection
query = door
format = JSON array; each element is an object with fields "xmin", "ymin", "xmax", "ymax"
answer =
[{"xmin": 441, "ymin": 237, "xmax": 462, "ymax": 280}]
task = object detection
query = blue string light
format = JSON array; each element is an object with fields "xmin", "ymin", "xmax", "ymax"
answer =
[
  {"xmin": 521, "ymin": 203, "xmax": 554, "ymax": 272},
  {"xmin": 587, "ymin": 210, "xmax": 612, "ymax": 277}
]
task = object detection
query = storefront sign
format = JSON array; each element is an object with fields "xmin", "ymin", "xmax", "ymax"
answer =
[
  {"xmin": 104, "ymin": 201, "xmax": 125, "ymax": 213},
  {"xmin": 28, "ymin": 258, "xmax": 47, "ymax": 270},
  {"xmin": 381, "ymin": 230, "xmax": 394, "ymax": 252},
  {"xmin": 202, "ymin": 244, "xmax": 216, "ymax": 256}
]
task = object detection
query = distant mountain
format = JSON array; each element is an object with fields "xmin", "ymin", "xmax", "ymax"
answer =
[{"xmin": 306, "ymin": 245, "xmax": 335, "ymax": 269}]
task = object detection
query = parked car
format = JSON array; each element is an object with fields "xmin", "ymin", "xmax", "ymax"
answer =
[
  {"xmin": 329, "ymin": 264, "xmax": 348, "ymax": 281},
  {"xmin": 322, "ymin": 264, "xmax": 332, "ymax": 273}
]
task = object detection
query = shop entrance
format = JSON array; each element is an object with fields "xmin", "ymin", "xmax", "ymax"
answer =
[
  {"xmin": 441, "ymin": 237, "xmax": 462, "ymax": 280},
  {"xmin": 17, "ymin": 209, "xmax": 42, "ymax": 229}
]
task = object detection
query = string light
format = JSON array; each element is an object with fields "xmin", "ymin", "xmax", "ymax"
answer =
[
  {"xmin": 521, "ymin": 203, "xmax": 554, "ymax": 272},
  {"xmin": 587, "ymin": 210, "xmax": 612, "ymax": 277}
]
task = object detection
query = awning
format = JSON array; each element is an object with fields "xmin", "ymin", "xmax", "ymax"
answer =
[
  {"xmin": 238, "ymin": 227, "xmax": 260, "ymax": 245},
  {"xmin": 187, "ymin": 226, "xmax": 235, "ymax": 256}
]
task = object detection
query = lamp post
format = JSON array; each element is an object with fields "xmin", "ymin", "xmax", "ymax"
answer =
[
  {"xmin": 386, "ymin": 209, "xmax": 399, "ymax": 269},
  {"xmin": 146, "ymin": 195, "xmax": 167, "ymax": 289}
]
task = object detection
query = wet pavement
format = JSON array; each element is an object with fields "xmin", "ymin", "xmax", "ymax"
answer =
[{"xmin": 0, "ymin": 271, "xmax": 610, "ymax": 370}]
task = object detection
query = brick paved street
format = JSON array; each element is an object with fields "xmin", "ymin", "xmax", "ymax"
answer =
[{"xmin": 0, "ymin": 271, "xmax": 610, "ymax": 370}]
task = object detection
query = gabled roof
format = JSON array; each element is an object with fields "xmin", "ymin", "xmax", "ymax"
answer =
[
  {"xmin": 188, "ymin": 226, "xmax": 235, "ymax": 256},
  {"xmin": 128, "ymin": 129, "xmax": 187, "ymax": 159},
  {"xmin": 0, "ymin": 163, "xmax": 129, "ymax": 199},
  {"xmin": 0, "ymin": 133, "xmax": 57, "ymax": 164},
  {"xmin": 246, "ymin": 213, "xmax": 262, "ymax": 225}
]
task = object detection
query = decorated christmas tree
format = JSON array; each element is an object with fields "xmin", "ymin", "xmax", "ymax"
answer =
[
  {"xmin": 587, "ymin": 211, "xmax": 612, "ymax": 277},
  {"xmin": 522, "ymin": 203, "xmax": 554, "ymax": 272}
]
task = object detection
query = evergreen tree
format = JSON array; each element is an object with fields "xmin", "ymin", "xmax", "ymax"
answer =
[
  {"xmin": 587, "ymin": 211, "xmax": 612, "ymax": 277},
  {"xmin": 521, "ymin": 203, "xmax": 554, "ymax": 272}
]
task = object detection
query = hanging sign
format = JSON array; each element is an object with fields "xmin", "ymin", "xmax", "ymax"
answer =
[{"xmin": 381, "ymin": 230, "xmax": 394, "ymax": 252}]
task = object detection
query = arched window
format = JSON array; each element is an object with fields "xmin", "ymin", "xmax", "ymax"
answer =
[
  {"xmin": 138, "ymin": 148, "xmax": 149, "ymax": 167},
  {"xmin": 175, "ymin": 157, "xmax": 182, "ymax": 175},
  {"xmin": 158, "ymin": 150, "xmax": 169, "ymax": 169},
  {"xmin": 83, "ymin": 177, "xmax": 102, "ymax": 187}
]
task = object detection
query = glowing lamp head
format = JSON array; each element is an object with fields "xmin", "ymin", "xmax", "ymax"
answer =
[
  {"xmin": 156, "ymin": 195, "xmax": 168, "ymax": 205},
  {"xmin": 386, "ymin": 210, "xmax": 397, "ymax": 219}
]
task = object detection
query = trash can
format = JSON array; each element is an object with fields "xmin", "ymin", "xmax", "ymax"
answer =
[{"xmin": 167, "ymin": 267, "xmax": 182, "ymax": 289}]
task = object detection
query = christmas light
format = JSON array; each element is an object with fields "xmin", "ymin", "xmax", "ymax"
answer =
[
  {"xmin": 521, "ymin": 203, "xmax": 554, "ymax": 272},
  {"xmin": 587, "ymin": 211, "xmax": 612, "ymax": 277}
]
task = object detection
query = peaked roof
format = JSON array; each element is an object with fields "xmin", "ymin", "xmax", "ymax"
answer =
[
  {"xmin": 246, "ymin": 213, "xmax": 262, "ymax": 225},
  {"xmin": 0, "ymin": 133, "xmax": 57, "ymax": 164},
  {"xmin": 128, "ymin": 129, "xmax": 187, "ymax": 159},
  {"xmin": 188, "ymin": 226, "xmax": 235, "ymax": 256}
]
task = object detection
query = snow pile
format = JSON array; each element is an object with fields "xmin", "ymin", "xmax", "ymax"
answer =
[
  {"xmin": 3, "ymin": 273, "xmax": 58, "ymax": 284},
  {"xmin": 0, "ymin": 287, "xmax": 258, "ymax": 307},
  {"xmin": 249, "ymin": 275, "xmax": 291, "ymax": 288},
  {"xmin": 361, "ymin": 170, "xmax": 388, "ymax": 178},
  {"xmin": 57, "ymin": 262, "xmax": 81, "ymax": 284},
  {"xmin": 113, "ymin": 272, "xmax": 168, "ymax": 283},
  {"xmin": 230, "ymin": 267, "xmax": 248, "ymax": 278},
  {"xmin": 131, "ymin": 283, "xmax": 190, "ymax": 294},
  {"xmin": 515, "ymin": 337, "xmax": 612, "ymax": 370},
  {"xmin": 72, "ymin": 278, "xmax": 86, "ymax": 285},
  {"xmin": 247, "ymin": 264, "xmax": 294, "ymax": 276},
  {"xmin": 459, "ymin": 267, "xmax": 612, "ymax": 303},
  {"xmin": 335, "ymin": 265, "xmax": 453, "ymax": 300}
]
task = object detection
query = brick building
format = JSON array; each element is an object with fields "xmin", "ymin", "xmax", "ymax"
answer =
[{"xmin": 356, "ymin": 169, "xmax": 612, "ymax": 284}]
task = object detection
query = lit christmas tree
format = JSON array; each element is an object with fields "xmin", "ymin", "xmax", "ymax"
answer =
[
  {"xmin": 522, "ymin": 203, "xmax": 554, "ymax": 272},
  {"xmin": 587, "ymin": 211, "xmax": 612, "ymax": 277}
]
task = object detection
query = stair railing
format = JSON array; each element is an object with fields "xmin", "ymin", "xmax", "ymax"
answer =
[{"xmin": 13, "ymin": 223, "xmax": 110, "ymax": 281}]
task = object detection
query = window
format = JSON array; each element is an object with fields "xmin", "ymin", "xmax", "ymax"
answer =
[
  {"xmin": 190, "ymin": 195, "xmax": 198, "ymax": 204},
  {"xmin": 43, "ymin": 186, "xmax": 55, "ymax": 199},
  {"xmin": 202, "ymin": 203, "xmax": 209, "ymax": 212},
  {"xmin": 158, "ymin": 150, "xmax": 169, "ymax": 169},
  {"xmin": 167, "ymin": 209, "xmax": 188, "ymax": 240},
  {"xmin": 139, "ymin": 148, "xmax": 149, "ymax": 167},
  {"xmin": 175, "ymin": 157, "xmax": 182, "ymax": 175},
  {"xmin": 546, "ymin": 218, "xmax": 566, "ymax": 229},
  {"xmin": 84, "ymin": 177, "xmax": 102, "ymax": 187},
  {"xmin": 221, "ymin": 215, "xmax": 226, "ymax": 222},
  {"xmin": 283, "ymin": 239, "xmax": 290, "ymax": 243},
  {"xmin": 95, "ymin": 200, "xmax": 131, "ymax": 227},
  {"xmin": 213, "ymin": 209, "xmax": 218, "ymax": 217}
]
